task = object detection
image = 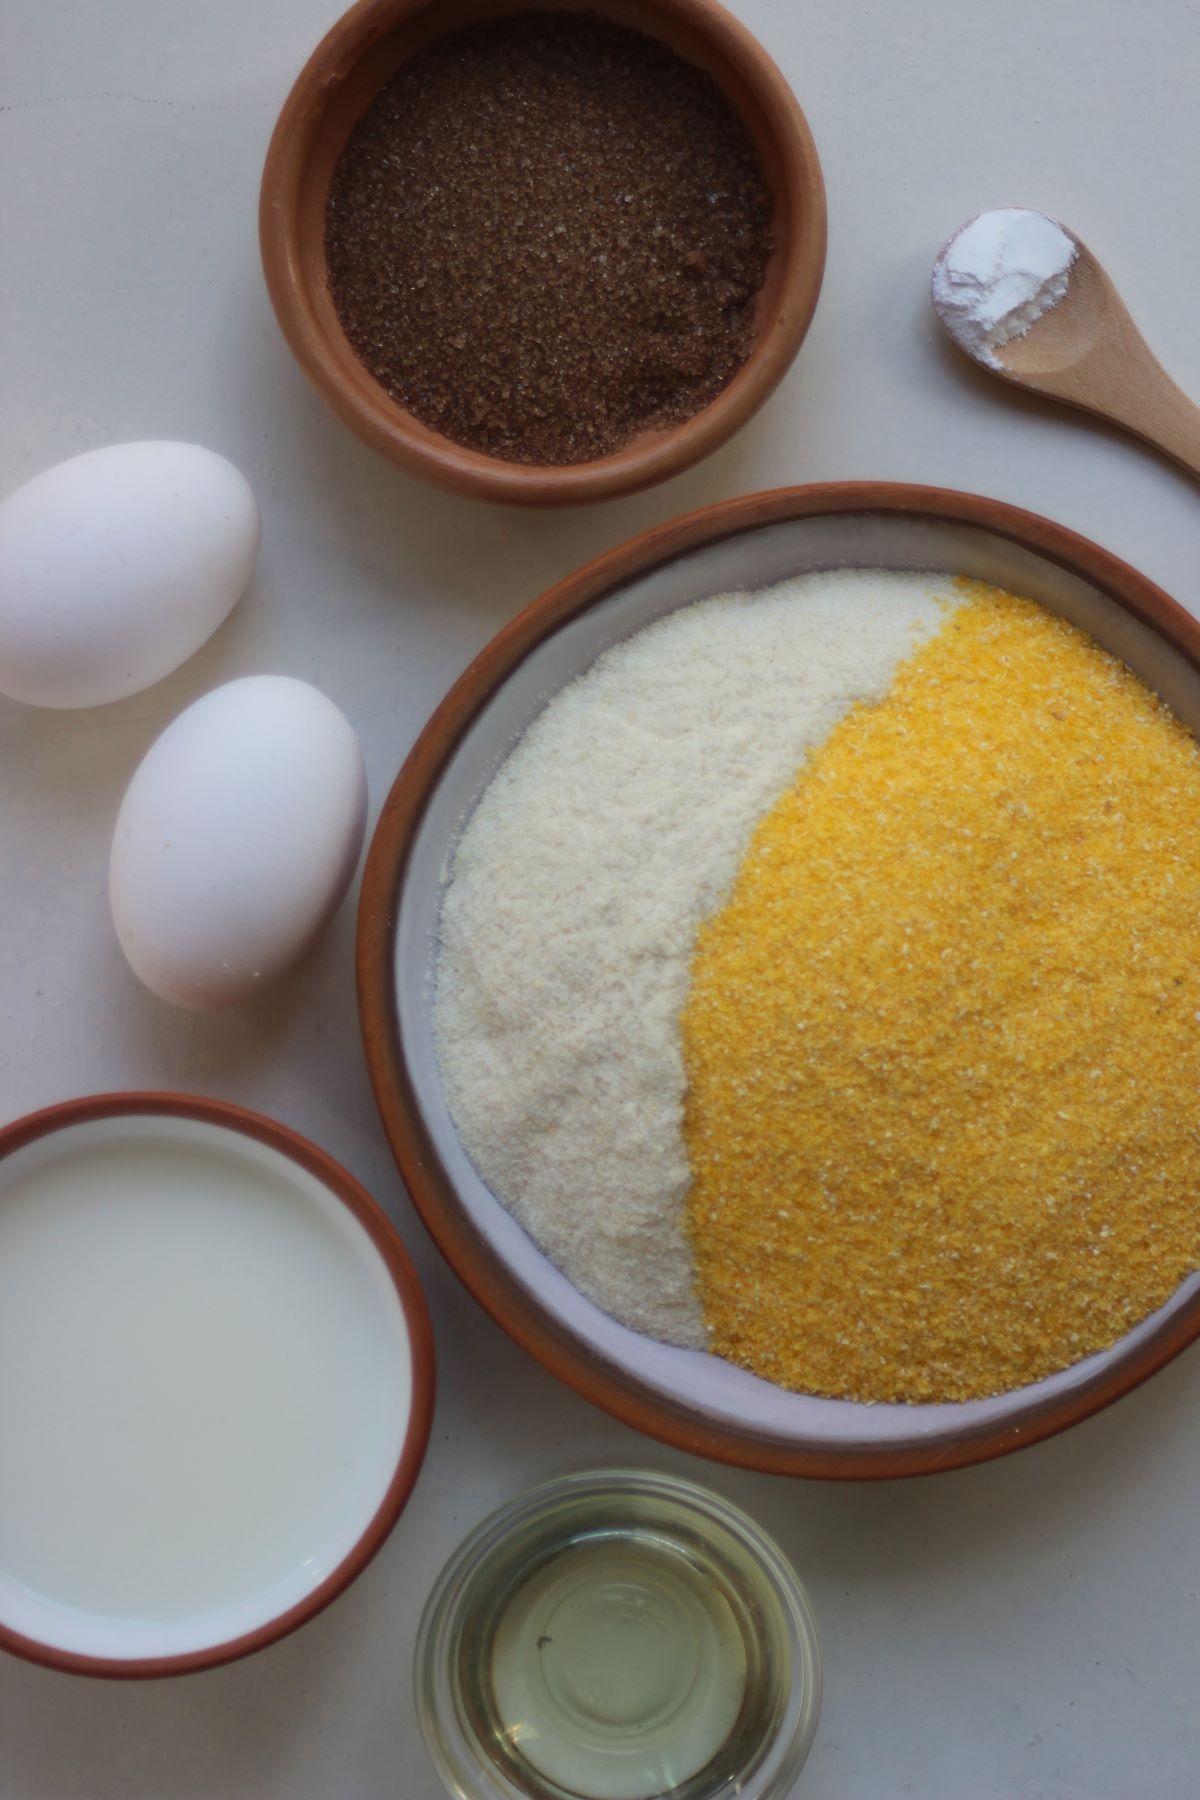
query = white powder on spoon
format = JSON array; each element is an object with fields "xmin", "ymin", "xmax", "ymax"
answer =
[
  {"xmin": 933, "ymin": 208, "xmax": 1077, "ymax": 369},
  {"xmin": 434, "ymin": 570, "xmax": 962, "ymax": 1347}
]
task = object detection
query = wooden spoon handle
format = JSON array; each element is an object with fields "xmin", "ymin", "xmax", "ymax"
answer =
[
  {"xmin": 1110, "ymin": 355, "xmax": 1200, "ymax": 484},
  {"xmin": 1009, "ymin": 268, "xmax": 1200, "ymax": 485}
]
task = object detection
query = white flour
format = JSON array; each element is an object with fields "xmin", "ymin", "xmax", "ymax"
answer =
[
  {"xmin": 434, "ymin": 570, "xmax": 960, "ymax": 1345},
  {"xmin": 933, "ymin": 208, "xmax": 1077, "ymax": 369}
]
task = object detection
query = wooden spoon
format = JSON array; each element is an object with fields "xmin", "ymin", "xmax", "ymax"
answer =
[{"xmin": 934, "ymin": 214, "xmax": 1200, "ymax": 484}]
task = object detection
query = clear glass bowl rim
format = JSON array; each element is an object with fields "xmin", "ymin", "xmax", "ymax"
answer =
[{"xmin": 413, "ymin": 1466, "xmax": 823, "ymax": 1800}]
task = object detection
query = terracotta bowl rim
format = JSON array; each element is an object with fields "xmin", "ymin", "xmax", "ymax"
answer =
[
  {"xmin": 258, "ymin": 0, "xmax": 827, "ymax": 505},
  {"xmin": 0, "ymin": 1090, "xmax": 436, "ymax": 1678},
  {"xmin": 356, "ymin": 479, "xmax": 1200, "ymax": 1480}
]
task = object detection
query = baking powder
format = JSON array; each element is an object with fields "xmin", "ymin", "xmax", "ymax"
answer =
[{"xmin": 932, "ymin": 208, "xmax": 1077, "ymax": 369}]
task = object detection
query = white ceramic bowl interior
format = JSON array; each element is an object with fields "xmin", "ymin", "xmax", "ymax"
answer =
[
  {"xmin": 0, "ymin": 1111, "xmax": 414, "ymax": 1664},
  {"xmin": 395, "ymin": 511, "xmax": 1200, "ymax": 1456}
]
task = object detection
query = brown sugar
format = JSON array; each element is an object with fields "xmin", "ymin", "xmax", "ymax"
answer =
[{"xmin": 324, "ymin": 11, "xmax": 773, "ymax": 465}]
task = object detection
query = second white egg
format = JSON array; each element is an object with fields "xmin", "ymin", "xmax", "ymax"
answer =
[{"xmin": 110, "ymin": 676, "xmax": 367, "ymax": 1009}]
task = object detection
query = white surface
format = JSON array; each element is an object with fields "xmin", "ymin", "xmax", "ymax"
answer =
[
  {"xmin": 1, "ymin": 0, "xmax": 1199, "ymax": 1793},
  {"xmin": 0, "ymin": 1115, "xmax": 411, "ymax": 1660}
]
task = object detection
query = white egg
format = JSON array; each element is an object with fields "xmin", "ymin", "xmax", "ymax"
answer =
[
  {"xmin": 110, "ymin": 676, "xmax": 367, "ymax": 1009},
  {"xmin": 0, "ymin": 441, "xmax": 259, "ymax": 709}
]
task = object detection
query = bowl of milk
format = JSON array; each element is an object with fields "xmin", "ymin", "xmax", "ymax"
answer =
[{"xmin": 0, "ymin": 1093, "xmax": 434, "ymax": 1676}]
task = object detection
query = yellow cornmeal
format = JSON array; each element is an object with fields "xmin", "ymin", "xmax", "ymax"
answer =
[{"xmin": 683, "ymin": 583, "xmax": 1200, "ymax": 1403}]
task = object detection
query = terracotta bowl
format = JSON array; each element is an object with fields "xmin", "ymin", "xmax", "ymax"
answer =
[
  {"xmin": 358, "ymin": 482, "xmax": 1200, "ymax": 1479},
  {"xmin": 0, "ymin": 1093, "xmax": 434, "ymax": 1677},
  {"xmin": 259, "ymin": 0, "xmax": 826, "ymax": 505}
]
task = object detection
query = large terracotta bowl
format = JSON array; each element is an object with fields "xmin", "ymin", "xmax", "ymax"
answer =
[
  {"xmin": 0, "ymin": 1093, "xmax": 434, "ymax": 1677},
  {"xmin": 259, "ymin": 0, "xmax": 826, "ymax": 505},
  {"xmin": 358, "ymin": 483, "xmax": 1200, "ymax": 1477}
]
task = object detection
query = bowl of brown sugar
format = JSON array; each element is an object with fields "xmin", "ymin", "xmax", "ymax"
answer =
[{"xmin": 260, "ymin": 0, "xmax": 826, "ymax": 504}]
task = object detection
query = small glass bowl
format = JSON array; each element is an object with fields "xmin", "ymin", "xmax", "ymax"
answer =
[{"xmin": 414, "ymin": 1469, "xmax": 822, "ymax": 1800}]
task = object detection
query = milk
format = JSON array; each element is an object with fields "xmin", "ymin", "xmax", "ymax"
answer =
[{"xmin": 0, "ymin": 1118, "xmax": 412, "ymax": 1656}]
